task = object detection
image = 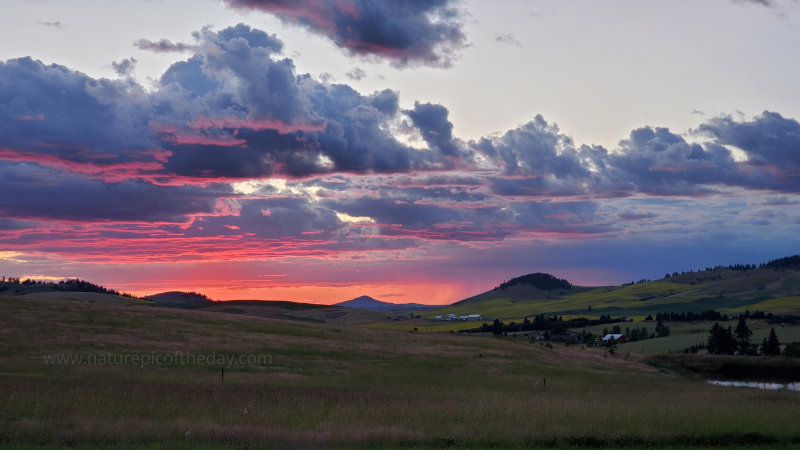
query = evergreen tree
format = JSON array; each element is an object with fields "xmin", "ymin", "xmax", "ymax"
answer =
[
  {"xmin": 640, "ymin": 327, "xmax": 649, "ymax": 340},
  {"xmin": 708, "ymin": 323, "xmax": 736, "ymax": 355},
  {"xmin": 733, "ymin": 316, "xmax": 752, "ymax": 355},
  {"xmin": 762, "ymin": 328, "xmax": 781, "ymax": 355},
  {"xmin": 655, "ymin": 320, "xmax": 670, "ymax": 337},
  {"xmin": 491, "ymin": 319, "xmax": 503, "ymax": 336}
]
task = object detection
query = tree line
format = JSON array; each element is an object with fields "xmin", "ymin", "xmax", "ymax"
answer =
[
  {"xmin": 649, "ymin": 310, "xmax": 770, "ymax": 323},
  {"xmin": 664, "ymin": 254, "xmax": 800, "ymax": 279},
  {"xmin": 467, "ymin": 313, "xmax": 621, "ymax": 335},
  {"xmin": 706, "ymin": 316, "xmax": 787, "ymax": 356},
  {"xmin": 0, "ymin": 277, "xmax": 135, "ymax": 298}
]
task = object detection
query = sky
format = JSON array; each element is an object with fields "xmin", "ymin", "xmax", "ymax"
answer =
[{"xmin": 1, "ymin": 0, "xmax": 800, "ymax": 304}]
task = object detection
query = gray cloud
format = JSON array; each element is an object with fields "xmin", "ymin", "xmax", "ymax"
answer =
[
  {"xmin": 4, "ymin": 23, "xmax": 800, "ymax": 250},
  {"xmin": 0, "ymin": 162, "xmax": 226, "ymax": 222},
  {"xmin": 346, "ymin": 67, "xmax": 366, "ymax": 81},
  {"xmin": 134, "ymin": 38, "xmax": 193, "ymax": 53},
  {"xmin": 495, "ymin": 33, "xmax": 521, "ymax": 46},
  {"xmin": 111, "ymin": 58, "xmax": 137, "ymax": 77},
  {"xmin": 406, "ymin": 102, "xmax": 463, "ymax": 158},
  {"xmin": 221, "ymin": 0, "xmax": 467, "ymax": 67}
]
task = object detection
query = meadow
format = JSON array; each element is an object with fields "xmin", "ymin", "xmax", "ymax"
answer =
[{"xmin": 2, "ymin": 293, "xmax": 800, "ymax": 449}]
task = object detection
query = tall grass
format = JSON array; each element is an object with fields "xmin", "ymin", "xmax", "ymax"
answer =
[{"xmin": 1, "ymin": 295, "xmax": 799, "ymax": 448}]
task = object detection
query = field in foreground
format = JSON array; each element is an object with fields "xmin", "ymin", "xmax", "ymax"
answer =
[{"xmin": 1, "ymin": 294, "xmax": 800, "ymax": 449}]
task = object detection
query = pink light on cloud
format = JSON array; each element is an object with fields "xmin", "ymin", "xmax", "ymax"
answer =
[
  {"xmin": 342, "ymin": 40, "xmax": 410, "ymax": 59},
  {"xmin": 0, "ymin": 147, "xmax": 165, "ymax": 182},
  {"xmin": 188, "ymin": 116, "xmax": 327, "ymax": 134},
  {"xmin": 14, "ymin": 114, "xmax": 45, "ymax": 121},
  {"xmin": 226, "ymin": 0, "xmax": 339, "ymax": 35},
  {"xmin": 151, "ymin": 122, "xmax": 247, "ymax": 147},
  {"xmin": 336, "ymin": 0, "xmax": 359, "ymax": 18}
]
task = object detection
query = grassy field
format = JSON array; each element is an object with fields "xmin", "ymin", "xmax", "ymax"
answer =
[{"xmin": 2, "ymin": 294, "xmax": 800, "ymax": 449}]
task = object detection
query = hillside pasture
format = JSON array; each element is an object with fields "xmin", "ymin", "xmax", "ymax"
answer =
[{"xmin": 2, "ymin": 294, "xmax": 800, "ymax": 449}]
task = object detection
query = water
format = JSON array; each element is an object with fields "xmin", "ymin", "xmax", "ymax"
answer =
[{"xmin": 707, "ymin": 380, "xmax": 800, "ymax": 391}]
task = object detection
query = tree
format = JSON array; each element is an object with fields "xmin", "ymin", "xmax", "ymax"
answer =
[
  {"xmin": 655, "ymin": 320, "xmax": 670, "ymax": 337},
  {"xmin": 491, "ymin": 319, "xmax": 503, "ymax": 336},
  {"xmin": 708, "ymin": 323, "xmax": 736, "ymax": 355},
  {"xmin": 733, "ymin": 316, "xmax": 752, "ymax": 355},
  {"xmin": 761, "ymin": 328, "xmax": 781, "ymax": 355}
]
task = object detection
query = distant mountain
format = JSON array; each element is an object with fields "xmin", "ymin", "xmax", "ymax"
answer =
[
  {"xmin": 144, "ymin": 291, "xmax": 212, "ymax": 305},
  {"xmin": 335, "ymin": 295, "xmax": 439, "ymax": 312}
]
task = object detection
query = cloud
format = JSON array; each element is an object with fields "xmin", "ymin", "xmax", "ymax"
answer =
[
  {"xmin": 495, "ymin": 33, "xmax": 521, "ymax": 46},
  {"xmin": 405, "ymin": 102, "xmax": 463, "ymax": 158},
  {"xmin": 733, "ymin": 0, "xmax": 797, "ymax": 7},
  {"xmin": 0, "ymin": 162, "xmax": 226, "ymax": 222},
  {"xmin": 473, "ymin": 115, "xmax": 589, "ymax": 182},
  {"xmin": 220, "ymin": 0, "xmax": 467, "ymax": 67},
  {"xmin": 700, "ymin": 112, "xmax": 800, "ymax": 167},
  {"xmin": 345, "ymin": 67, "xmax": 366, "ymax": 81},
  {"xmin": 111, "ymin": 58, "xmax": 137, "ymax": 77},
  {"xmin": 0, "ymin": 57, "xmax": 156, "ymax": 165},
  {"xmin": 134, "ymin": 38, "xmax": 193, "ymax": 53},
  {"xmin": 4, "ymin": 23, "xmax": 800, "ymax": 277}
]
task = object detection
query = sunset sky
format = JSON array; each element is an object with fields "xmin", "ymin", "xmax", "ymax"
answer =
[{"xmin": 2, "ymin": 0, "xmax": 800, "ymax": 304}]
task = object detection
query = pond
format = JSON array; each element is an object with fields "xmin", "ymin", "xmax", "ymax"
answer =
[{"xmin": 707, "ymin": 380, "xmax": 800, "ymax": 391}]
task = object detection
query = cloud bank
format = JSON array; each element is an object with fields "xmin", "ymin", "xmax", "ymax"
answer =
[{"xmin": 1, "ymin": 23, "xmax": 799, "ymax": 298}]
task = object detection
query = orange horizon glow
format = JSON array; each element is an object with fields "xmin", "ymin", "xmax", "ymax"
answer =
[{"xmin": 127, "ymin": 281, "xmax": 470, "ymax": 306}]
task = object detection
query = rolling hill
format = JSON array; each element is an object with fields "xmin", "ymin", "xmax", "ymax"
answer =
[
  {"xmin": 428, "ymin": 257, "xmax": 800, "ymax": 320},
  {"xmin": 5, "ymin": 292, "xmax": 800, "ymax": 447}
]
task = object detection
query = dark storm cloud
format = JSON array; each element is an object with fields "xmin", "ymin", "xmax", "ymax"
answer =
[
  {"xmin": 221, "ymin": 0, "xmax": 467, "ymax": 67},
  {"xmin": 134, "ymin": 38, "xmax": 193, "ymax": 53}
]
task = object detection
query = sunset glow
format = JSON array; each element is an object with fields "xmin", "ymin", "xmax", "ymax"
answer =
[{"xmin": 2, "ymin": 1, "xmax": 800, "ymax": 304}]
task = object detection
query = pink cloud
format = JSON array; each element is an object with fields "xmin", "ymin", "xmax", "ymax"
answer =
[
  {"xmin": 14, "ymin": 114, "xmax": 45, "ymax": 121},
  {"xmin": 188, "ymin": 116, "xmax": 326, "ymax": 134}
]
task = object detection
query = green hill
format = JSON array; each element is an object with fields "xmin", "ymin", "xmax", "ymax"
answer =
[{"xmin": 429, "ymin": 258, "xmax": 800, "ymax": 320}]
